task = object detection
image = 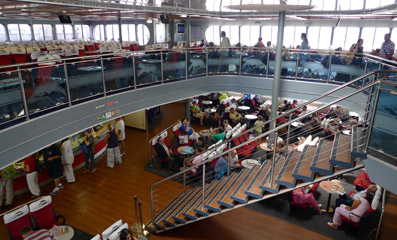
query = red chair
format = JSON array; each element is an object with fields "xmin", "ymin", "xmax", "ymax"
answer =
[
  {"xmin": 11, "ymin": 46, "xmax": 28, "ymax": 65},
  {"xmin": 289, "ymin": 183, "xmax": 320, "ymax": 209},
  {"xmin": 172, "ymin": 122, "xmax": 194, "ymax": 146},
  {"xmin": 4, "ymin": 205, "xmax": 33, "ymax": 240},
  {"xmin": 340, "ymin": 207, "xmax": 375, "ymax": 228},
  {"xmin": 29, "ymin": 196, "xmax": 65, "ymax": 230},
  {"xmin": 0, "ymin": 47, "xmax": 15, "ymax": 71},
  {"xmin": 131, "ymin": 42, "xmax": 139, "ymax": 51}
]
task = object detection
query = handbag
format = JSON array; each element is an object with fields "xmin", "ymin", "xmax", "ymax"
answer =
[
  {"xmin": 179, "ymin": 135, "xmax": 189, "ymax": 145},
  {"xmin": 80, "ymin": 143, "xmax": 88, "ymax": 154}
]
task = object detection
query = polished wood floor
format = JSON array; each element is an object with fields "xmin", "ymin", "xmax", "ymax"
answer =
[{"xmin": 1, "ymin": 102, "xmax": 395, "ymax": 240}]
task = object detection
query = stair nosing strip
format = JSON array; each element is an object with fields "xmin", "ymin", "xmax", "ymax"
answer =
[
  {"xmin": 311, "ymin": 139, "xmax": 324, "ymax": 168},
  {"xmin": 205, "ymin": 173, "xmax": 238, "ymax": 210},
  {"xmin": 245, "ymin": 161, "xmax": 270, "ymax": 193},
  {"xmin": 293, "ymin": 145, "xmax": 308, "ymax": 176},
  {"xmin": 152, "ymin": 191, "xmax": 187, "ymax": 224},
  {"xmin": 160, "ymin": 187, "xmax": 198, "ymax": 225},
  {"xmin": 193, "ymin": 177, "xmax": 228, "ymax": 215},
  {"xmin": 230, "ymin": 165, "xmax": 259, "ymax": 203},
  {"xmin": 182, "ymin": 181, "xmax": 218, "ymax": 220},
  {"xmin": 260, "ymin": 156, "xmax": 281, "ymax": 187},
  {"xmin": 218, "ymin": 169, "xmax": 249, "ymax": 204}
]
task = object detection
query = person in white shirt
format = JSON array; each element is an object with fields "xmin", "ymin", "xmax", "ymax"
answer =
[
  {"xmin": 230, "ymin": 150, "xmax": 239, "ymax": 165},
  {"xmin": 219, "ymin": 31, "xmax": 231, "ymax": 49},
  {"xmin": 60, "ymin": 138, "xmax": 75, "ymax": 183},
  {"xmin": 115, "ymin": 118, "xmax": 126, "ymax": 156}
]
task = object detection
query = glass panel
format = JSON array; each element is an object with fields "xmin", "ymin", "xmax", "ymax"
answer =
[
  {"xmin": 294, "ymin": 26, "xmax": 306, "ymax": 48},
  {"xmin": 0, "ymin": 70, "xmax": 25, "ymax": 124},
  {"xmin": 369, "ymin": 87, "xmax": 397, "ymax": 157},
  {"xmin": 164, "ymin": 49, "xmax": 187, "ymax": 80},
  {"xmin": 33, "ymin": 24, "xmax": 44, "ymax": 41},
  {"xmin": 284, "ymin": 26, "xmax": 295, "ymax": 48},
  {"xmin": 19, "ymin": 24, "xmax": 32, "ymax": 41},
  {"xmin": 43, "ymin": 24, "xmax": 54, "ymax": 40},
  {"xmin": 208, "ymin": 46, "xmax": 240, "ymax": 74},
  {"xmin": 299, "ymin": 51, "xmax": 328, "ymax": 81},
  {"xmin": 188, "ymin": 49, "xmax": 207, "ymax": 77},
  {"xmin": 75, "ymin": 25, "xmax": 83, "ymax": 39},
  {"xmin": 0, "ymin": 24, "xmax": 6, "ymax": 42},
  {"xmin": 64, "ymin": 25, "xmax": 73, "ymax": 40},
  {"xmin": 350, "ymin": 0, "xmax": 363, "ymax": 10},
  {"xmin": 318, "ymin": 27, "xmax": 332, "ymax": 50},
  {"xmin": 345, "ymin": 27, "xmax": 360, "ymax": 51},
  {"xmin": 308, "ymin": 27, "xmax": 320, "ymax": 49},
  {"xmin": 22, "ymin": 61, "xmax": 68, "ymax": 113},
  {"xmin": 94, "ymin": 25, "xmax": 105, "ymax": 40},
  {"xmin": 323, "ymin": 0, "xmax": 336, "ymax": 10},
  {"xmin": 66, "ymin": 57, "xmax": 104, "ymax": 100},
  {"xmin": 241, "ymin": 48, "xmax": 268, "ymax": 76},
  {"xmin": 82, "ymin": 25, "xmax": 90, "ymax": 39},
  {"xmin": 129, "ymin": 25, "xmax": 136, "ymax": 42},
  {"xmin": 104, "ymin": 54, "xmax": 134, "ymax": 92},
  {"xmin": 361, "ymin": 27, "xmax": 376, "ymax": 51},
  {"xmin": 156, "ymin": 22, "xmax": 166, "ymax": 43},
  {"xmin": 137, "ymin": 24, "xmax": 150, "ymax": 45},
  {"xmin": 8, "ymin": 24, "xmax": 21, "ymax": 41},
  {"xmin": 329, "ymin": 51, "xmax": 365, "ymax": 83},
  {"xmin": 56, "ymin": 25, "xmax": 65, "ymax": 40},
  {"xmin": 332, "ymin": 27, "xmax": 346, "ymax": 49},
  {"xmin": 106, "ymin": 25, "xmax": 114, "ymax": 40},
  {"xmin": 135, "ymin": 52, "xmax": 162, "ymax": 85},
  {"xmin": 112, "ymin": 24, "xmax": 120, "ymax": 42},
  {"xmin": 205, "ymin": 26, "xmax": 220, "ymax": 45},
  {"xmin": 121, "ymin": 24, "xmax": 129, "ymax": 42},
  {"xmin": 373, "ymin": 28, "xmax": 391, "ymax": 51}
]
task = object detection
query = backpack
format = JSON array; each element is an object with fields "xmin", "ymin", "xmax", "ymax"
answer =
[{"xmin": 36, "ymin": 159, "xmax": 45, "ymax": 173}]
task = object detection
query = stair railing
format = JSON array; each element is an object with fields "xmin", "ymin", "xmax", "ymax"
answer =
[{"xmin": 149, "ymin": 71, "xmax": 391, "ymax": 221}]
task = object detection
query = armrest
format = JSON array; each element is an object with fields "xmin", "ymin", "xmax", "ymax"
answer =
[{"xmin": 56, "ymin": 215, "xmax": 66, "ymax": 225}]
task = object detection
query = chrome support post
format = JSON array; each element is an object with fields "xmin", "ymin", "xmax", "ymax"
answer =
[
  {"xmin": 363, "ymin": 85, "xmax": 374, "ymax": 127},
  {"xmin": 375, "ymin": 188, "xmax": 387, "ymax": 240},
  {"xmin": 201, "ymin": 164, "xmax": 206, "ymax": 210},
  {"xmin": 266, "ymin": 49, "xmax": 270, "ymax": 78},
  {"xmin": 327, "ymin": 52, "xmax": 333, "ymax": 83},
  {"xmin": 269, "ymin": 131, "xmax": 278, "ymax": 187},
  {"xmin": 227, "ymin": 141, "xmax": 231, "ymax": 176},
  {"xmin": 160, "ymin": 52, "xmax": 164, "ymax": 84},
  {"xmin": 294, "ymin": 53, "xmax": 299, "ymax": 80},
  {"xmin": 17, "ymin": 67, "xmax": 29, "ymax": 120},
  {"xmin": 364, "ymin": 84, "xmax": 381, "ymax": 152},
  {"xmin": 63, "ymin": 63, "xmax": 72, "ymax": 106},
  {"xmin": 285, "ymin": 115, "xmax": 292, "ymax": 155},
  {"xmin": 100, "ymin": 57, "xmax": 107, "ymax": 96},
  {"xmin": 149, "ymin": 189, "xmax": 154, "ymax": 219},
  {"xmin": 185, "ymin": 51, "xmax": 188, "ymax": 79},
  {"xmin": 239, "ymin": 53, "xmax": 242, "ymax": 76},
  {"xmin": 183, "ymin": 160, "xmax": 186, "ymax": 192},
  {"xmin": 206, "ymin": 51, "xmax": 209, "ymax": 76},
  {"xmin": 132, "ymin": 56, "xmax": 137, "ymax": 89}
]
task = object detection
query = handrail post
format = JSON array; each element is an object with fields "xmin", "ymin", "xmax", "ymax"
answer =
[
  {"xmin": 17, "ymin": 66, "xmax": 29, "ymax": 120},
  {"xmin": 285, "ymin": 115, "xmax": 292, "ymax": 155},
  {"xmin": 205, "ymin": 50, "xmax": 209, "ymax": 76},
  {"xmin": 132, "ymin": 55, "xmax": 137, "ymax": 89},
  {"xmin": 266, "ymin": 48, "xmax": 270, "ymax": 78},
  {"xmin": 63, "ymin": 62, "xmax": 72, "ymax": 106},
  {"xmin": 327, "ymin": 52, "xmax": 333, "ymax": 83},
  {"xmin": 363, "ymin": 83, "xmax": 374, "ymax": 128},
  {"xmin": 201, "ymin": 163, "xmax": 206, "ymax": 210},
  {"xmin": 185, "ymin": 50, "xmax": 188, "ymax": 79},
  {"xmin": 363, "ymin": 59, "xmax": 368, "ymax": 87},
  {"xmin": 294, "ymin": 51, "xmax": 299, "ymax": 80},
  {"xmin": 150, "ymin": 188, "xmax": 154, "ymax": 220},
  {"xmin": 100, "ymin": 57, "xmax": 107, "ymax": 96},
  {"xmin": 269, "ymin": 131, "xmax": 278, "ymax": 187},
  {"xmin": 364, "ymin": 83, "xmax": 381, "ymax": 152},
  {"xmin": 239, "ymin": 52, "xmax": 242, "ymax": 76},
  {"xmin": 183, "ymin": 159, "xmax": 186, "ymax": 192},
  {"xmin": 375, "ymin": 188, "xmax": 387, "ymax": 240},
  {"xmin": 160, "ymin": 51, "xmax": 164, "ymax": 84},
  {"xmin": 227, "ymin": 141, "xmax": 231, "ymax": 176}
]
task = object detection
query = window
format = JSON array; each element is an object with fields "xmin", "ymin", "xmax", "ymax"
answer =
[
  {"xmin": 365, "ymin": 0, "xmax": 380, "ymax": 8},
  {"xmin": 64, "ymin": 25, "xmax": 73, "ymax": 40},
  {"xmin": 205, "ymin": 25, "xmax": 220, "ymax": 45},
  {"xmin": 333, "ymin": 27, "xmax": 346, "ymax": 49},
  {"xmin": 294, "ymin": 26, "xmax": 306, "ymax": 48},
  {"xmin": 33, "ymin": 24, "xmax": 53, "ymax": 41},
  {"xmin": 323, "ymin": 0, "xmax": 336, "ymax": 10},
  {"xmin": 106, "ymin": 24, "xmax": 120, "ymax": 41},
  {"xmin": 380, "ymin": 0, "xmax": 394, "ymax": 6},
  {"xmin": 56, "ymin": 25, "xmax": 65, "ymax": 40},
  {"xmin": 284, "ymin": 26, "xmax": 295, "ymax": 48},
  {"xmin": 240, "ymin": 26, "xmax": 259, "ymax": 46},
  {"xmin": 121, "ymin": 24, "xmax": 136, "ymax": 42},
  {"xmin": 373, "ymin": 28, "xmax": 391, "ymax": 50},
  {"xmin": 8, "ymin": 24, "xmax": 32, "ymax": 41},
  {"xmin": 156, "ymin": 22, "xmax": 166, "ymax": 43},
  {"xmin": 344, "ymin": 27, "xmax": 360, "ymax": 50},
  {"xmin": 308, "ymin": 27, "xmax": 320, "ymax": 49},
  {"xmin": 0, "ymin": 24, "xmax": 6, "ymax": 42},
  {"xmin": 333, "ymin": 27, "xmax": 360, "ymax": 50},
  {"xmin": 318, "ymin": 27, "xmax": 332, "ymax": 49},
  {"xmin": 261, "ymin": 26, "xmax": 277, "ymax": 45},
  {"xmin": 137, "ymin": 24, "xmax": 150, "ymax": 45},
  {"xmin": 206, "ymin": 0, "xmax": 221, "ymax": 11},
  {"xmin": 94, "ymin": 25, "xmax": 105, "ymax": 41},
  {"xmin": 220, "ymin": 25, "xmax": 239, "ymax": 45},
  {"xmin": 311, "ymin": 0, "xmax": 323, "ymax": 10},
  {"xmin": 391, "ymin": 28, "xmax": 397, "ymax": 47},
  {"xmin": 43, "ymin": 24, "xmax": 54, "ymax": 40},
  {"xmin": 349, "ymin": 0, "xmax": 364, "ymax": 10},
  {"xmin": 75, "ymin": 25, "xmax": 90, "ymax": 39},
  {"xmin": 56, "ymin": 24, "xmax": 73, "ymax": 40},
  {"xmin": 361, "ymin": 27, "xmax": 376, "ymax": 51}
]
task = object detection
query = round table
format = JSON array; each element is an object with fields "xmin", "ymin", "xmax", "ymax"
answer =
[
  {"xmin": 238, "ymin": 106, "xmax": 250, "ymax": 111},
  {"xmin": 199, "ymin": 129, "xmax": 211, "ymax": 142},
  {"xmin": 50, "ymin": 225, "xmax": 74, "ymax": 240},
  {"xmin": 291, "ymin": 121, "xmax": 303, "ymax": 128},
  {"xmin": 342, "ymin": 129, "xmax": 352, "ymax": 135},
  {"xmin": 259, "ymin": 142, "xmax": 274, "ymax": 151},
  {"xmin": 244, "ymin": 114, "xmax": 257, "ymax": 120},
  {"xmin": 319, "ymin": 180, "xmax": 345, "ymax": 212},
  {"xmin": 202, "ymin": 100, "xmax": 213, "ymax": 105},
  {"xmin": 177, "ymin": 146, "xmax": 194, "ymax": 155},
  {"xmin": 241, "ymin": 159, "xmax": 260, "ymax": 169}
]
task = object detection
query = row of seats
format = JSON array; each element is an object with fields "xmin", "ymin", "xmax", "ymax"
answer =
[
  {"xmin": 4, "ymin": 195, "xmax": 65, "ymax": 240},
  {"xmin": 91, "ymin": 219, "xmax": 129, "ymax": 240}
]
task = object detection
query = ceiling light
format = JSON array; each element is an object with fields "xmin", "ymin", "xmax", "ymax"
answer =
[
  {"xmin": 147, "ymin": 18, "xmax": 152, "ymax": 23},
  {"xmin": 180, "ymin": 14, "xmax": 187, "ymax": 18},
  {"xmin": 392, "ymin": 17, "xmax": 397, "ymax": 21}
]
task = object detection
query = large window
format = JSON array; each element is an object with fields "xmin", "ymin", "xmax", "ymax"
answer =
[
  {"xmin": 261, "ymin": 26, "xmax": 278, "ymax": 46},
  {"xmin": 0, "ymin": 24, "xmax": 7, "ymax": 42},
  {"xmin": 284, "ymin": 26, "xmax": 306, "ymax": 48},
  {"xmin": 345, "ymin": 27, "xmax": 360, "ymax": 50},
  {"xmin": 240, "ymin": 26, "xmax": 259, "ymax": 46},
  {"xmin": 75, "ymin": 25, "xmax": 90, "ymax": 39},
  {"xmin": 121, "ymin": 24, "xmax": 136, "ymax": 42},
  {"xmin": 380, "ymin": 0, "xmax": 395, "ymax": 7},
  {"xmin": 33, "ymin": 24, "xmax": 53, "ymax": 41},
  {"xmin": 137, "ymin": 24, "xmax": 150, "ymax": 45},
  {"xmin": 56, "ymin": 24, "xmax": 73, "ymax": 40},
  {"xmin": 333, "ymin": 27, "xmax": 359, "ymax": 50},
  {"xmin": 94, "ymin": 25, "xmax": 105, "ymax": 41},
  {"xmin": 106, "ymin": 24, "xmax": 120, "ymax": 41},
  {"xmin": 156, "ymin": 22, "xmax": 166, "ymax": 43},
  {"xmin": 373, "ymin": 28, "xmax": 391, "ymax": 50},
  {"xmin": 206, "ymin": 0, "xmax": 221, "ymax": 11},
  {"xmin": 205, "ymin": 25, "xmax": 220, "ymax": 45},
  {"xmin": 361, "ymin": 27, "xmax": 376, "ymax": 51},
  {"xmin": 220, "ymin": 25, "xmax": 239, "ymax": 45},
  {"xmin": 8, "ymin": 24, "xmax": 32, "ymax": 41},
  {"xmin": 308, "ymin": 27, "xmax": 320, "ymax": 49},
  {"xmin": 318, "ymin": 27, "xmax": 332, "ymax": 49}
]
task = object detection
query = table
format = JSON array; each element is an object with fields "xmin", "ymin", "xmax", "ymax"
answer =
[
  {"xmin": 49, "ymin": 225, "xmax": 74, "ymax": 240},
  {"xmin": 77, "ymin": 66, "xmax": 103, "ymax": 72},
  {"xmin": 244, "ymin": 114, "xmax": 258, "ymax": 127},
  {"xmin": 342, "ymin": 129, "xmax": 352, "ymax": 135},
  {"xmin": 199, "ymin": 129, "xmax": 211, "ymax": 142},
  {"xmin": 238, "ymin": 106, "xmax": 250, "ymax": 111},
  {"xmin": 177, "ymin": 146, "xmax": 194, "ymax": 155},
  {"xmin": 202, "ymin": 100, "xmax": 213, "ymax": 105},
  {"xmin": 259, "ymin": 142, "xmax": 274, "ymax": 151},
  {"xmin": 241, "ymin": 159, "xmax": 260, "ymax": 169},
  {"xmin": 319, "ymin": 180, "xmax": 345, "ymax": 212},
  {"xmin": 291, "ymin": 121, "xmax": 303, "ymax": 128}
]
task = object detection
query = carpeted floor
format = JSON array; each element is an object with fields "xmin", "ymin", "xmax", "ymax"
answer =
[{"xmin": 71, "ymin": 226, "xmax": 94, "ymax": 240}]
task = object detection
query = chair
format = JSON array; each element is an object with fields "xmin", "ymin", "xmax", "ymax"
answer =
[
  {"xmin": 90, "ymin": 234, "xmax": 101, "ymax": 240},
  {"xmin": 29, "ymin": 195, "xmax": 65, "ymax": 230},
  {"xmin": 0, "ymin": 47, "xmax": 15, "ymax": 71},
  {"xmin": 289, "ymin": 183, "xmax": 320, "ymax": 209},
  {"xmin": 102, "ymin": 219, "xmax": 122, "ymax": 240},
  {"xmin": 11, "ymin": 46, "xmax": 28, "ymax": 65},
  {"xmin": 4, "ymin": 205, "xmax": 33, "ymax": 240},
  {"xmin": 109, "ymin": 223, "xmax": 128, "ymax": 240}
]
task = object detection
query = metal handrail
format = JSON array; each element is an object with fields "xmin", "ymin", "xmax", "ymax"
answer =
[{"xmin": 150, "ymin": 78, "xmax": 382, "ymax": 188}]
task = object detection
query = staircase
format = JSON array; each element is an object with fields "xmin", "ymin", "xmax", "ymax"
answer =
[
  {"xmin": 146, "ymin": 70, "xmax": 390, "ymax": 233},
  {"xmin": 146, "ymin": 127, "xmax": 367, "ymax": 233}
]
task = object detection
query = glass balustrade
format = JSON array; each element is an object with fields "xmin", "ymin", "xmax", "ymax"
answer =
[
  {"xmin": 187, "ymin": 50, "xmax": 207, "ymax": 78},
  {"xmin": 0, "ymin": 70, "xmax": 25, "ymax": 124},
  {"xmin": 135, "ymin": 52, "xmax": 162, "ymax": 86},
  {"xmin": 241, "ymin": 49, "xmax": 266, "ymax": 76},
  {"xmin": 163, "ymin": 50, "xmax": 187, "ymax": 81},
  {"xmin": 104, "ymin": 55, "xmax": 134, "ymax": 92}
]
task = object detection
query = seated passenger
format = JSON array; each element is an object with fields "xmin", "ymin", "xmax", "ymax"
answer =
[
  {"xmin": 215, "ymin": 154, "xmax": 241, "ymax": 176},
  {"xmin": 328, "ymin": 192, "xmax": 374, "ymax": 230},
  {"xmin": 292, "ymin": 185, "xmax": 326, "ymax": 214},
  {"xmin": 193, "ymin": 137, "xmax": 209, "ymax": 151},
  {"xmin": 212, "ymin": 110, "xmax": 222, "ymax": 128},
  {"xmin": 180, "ymin": 148, "xmax": 203, "ymax": 175},
  {"xmin": 154, "ymin": 136, "xmax": 183, "ymax": 171},
  {"xmin": 181, "ymin": 118, "xmax": 200, "ymax": 141},
  {"xmin": 191, "ymin": 101, "xmax": 207, "ymax": 126},
  {"xmin": 229, "ymin": 108, "xmax": 242, "ymax": 124},
  {"xmin": 222, "ymin": 119, "xmax": 232, "ymax": 132},
  {"xmin": 210, "ymin": 127, "xmax": 226, "ymax": 143},
  {"xmin": 254, "ymin": 115, "xmax": 264, "ymax": 137},
  {"xmin": 335, "ymin": 184, "xmax": 377, "ymax": 208}
]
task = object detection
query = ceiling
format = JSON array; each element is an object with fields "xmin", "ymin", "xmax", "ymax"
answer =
[{"xmin": 0, "ymin": 0, "xmax": 396, "ymax": 22}]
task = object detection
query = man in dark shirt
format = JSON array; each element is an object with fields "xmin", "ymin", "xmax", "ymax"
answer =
[
  {"xmin": 193, "ymin": 137, "xmax": 209, "ymax": 151},
  {"xmin": 43, "ymin": 144, "xmax": 64, "ymax": 195},
  {"xmin": 83, "ymin": 130, "xmax": 97, "ymax": 173}
]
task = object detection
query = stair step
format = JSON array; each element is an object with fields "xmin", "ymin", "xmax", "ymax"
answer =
[
  {"xmin": 310, "ymin": 139, "xmax": 334, "ymax": 175},
  {"xmin": 152, "ymin": 190, "xmax": 190, "ymax": 230},
  {"xmin": 292, "ymin": 145, "xmax": 317, "ymax": 182},
  {"xmin": 244, "ymin": 160, "xmax": 272, "ymax": 199},
  {"xmin": 145, "ymin": 221, "xmax": 158, "ymax": 233},
  {"xmin": 173, "ymin": 182, "xmax": 213, "ymax": 224},
  {"xmin": 217, "ymin": 169, "xmax": 250, "ymax": 208},
  {"xmin": 330, "ymin": 132, "xmax": 354, "ymax": 168},
  {"xmin": 162, "ymin": 187, "xmax": 201, "ymax": 227},
  {"xmin": 193, "ymin": 176, "xmax": 230, "ymax": 216},
  {"xmin": 351, "ymin": 126, "xmax": 367, "ymax": 159},
  {"xmin": 259, "ymin": 156, "xmax": 286, "ymax": 193},
  {"xmin": 205, "ymin": 172, "xmax": 240, "ymax": 212},
  {"xmin": 231, "ymin": 165, "xmax": 261, "ymax": 204},
  {"xmin": 275, "ymin": 150, "xmax": 301, "ymax": 188},
  {"xmin": 184, "ymin": 179, "xmax": 223, "ymax": 220}
]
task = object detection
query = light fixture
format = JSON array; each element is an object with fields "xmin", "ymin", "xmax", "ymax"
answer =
[
  {"xmin": 392, "ymin": 17, "xmax": 397, "ymax": 21},
  {"xmin": 180, "ymin": 14, "xmax": 187, "ymax": 18},
  {"xmin": 147, "ymin": 18, "xmax": 152, "ymax": 23}
]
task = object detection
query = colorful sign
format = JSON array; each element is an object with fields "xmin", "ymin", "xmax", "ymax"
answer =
[{"xmin": 97, "ymin": 109, "xmax": 120, "ymax": 122}]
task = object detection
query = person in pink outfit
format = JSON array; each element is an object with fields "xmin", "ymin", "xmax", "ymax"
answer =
[{"xmin": 292, "ymin": 185, "xmax": 325, "ymax": 214}]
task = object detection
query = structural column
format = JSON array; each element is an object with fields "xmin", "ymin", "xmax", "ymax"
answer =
[
  {"xmin": 186, "ymin": 99, "xmax": 191, "ymax": 122},
  {"xmin": 269, "ymin": 10, "xmax": 286, "ymax": 132}
]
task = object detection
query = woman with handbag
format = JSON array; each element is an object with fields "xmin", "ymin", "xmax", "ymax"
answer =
[{"xmin": 61, "ymin": 138, "xmax": 75, "ymax": 183}]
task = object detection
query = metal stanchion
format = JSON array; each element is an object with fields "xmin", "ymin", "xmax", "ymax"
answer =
[
  {"xmin": 130, "ymin": 195, "xmax": 140, "ymax": 233},
  {"xmin": 137, "ymin": 201, "xmax": 149, "ymax": 240}
]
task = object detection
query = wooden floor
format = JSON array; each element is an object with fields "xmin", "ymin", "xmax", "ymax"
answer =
[{"xmin": 0, "ymin": 102, "xmax": 396, "ymax": 240}]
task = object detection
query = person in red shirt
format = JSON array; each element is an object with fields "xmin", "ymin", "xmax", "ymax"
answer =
[{"xmin": 21, "ymin": 155, "xmax": 41, "ymax": 198}]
